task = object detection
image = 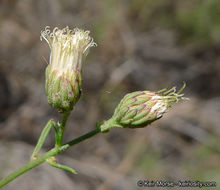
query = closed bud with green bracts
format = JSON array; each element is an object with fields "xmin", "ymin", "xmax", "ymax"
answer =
[
  {"xmin": 41, "ymin": 26, "xmax": 96, "ymax": 113},
  {"xmin": 111, "ymin": 83, "xmax": 187, "ymax": 128}
]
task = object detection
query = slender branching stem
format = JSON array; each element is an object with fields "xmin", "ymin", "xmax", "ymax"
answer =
[
  {"xmin": 0, "ymin": 126, "xmax": 101, "ymax": 188},
  {"xmin": 57, "ymin": 111, "xmax": 70, "ymax": 146}
]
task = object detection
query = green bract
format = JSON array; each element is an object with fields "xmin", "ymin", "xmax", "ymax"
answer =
[{"xmin": 45, "ymin": 65, "xmax": 82, "ymax": 113}]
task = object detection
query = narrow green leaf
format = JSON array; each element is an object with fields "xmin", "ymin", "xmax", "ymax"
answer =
[
  {"xmin": 46, "ymin": 159, "xmax": 77, "ymax": 174},
  {"xmin": 30, "ymin": 120, "xmax": 55, "ymax": 160}
]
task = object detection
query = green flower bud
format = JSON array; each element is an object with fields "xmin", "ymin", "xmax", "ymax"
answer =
[
  {"xmin": 41, "ymin": 26, "xmax": 96, "ymax": 113},
  {"xmin": 111, "ymin": 84, "xmax": 187, "ymax": 128}
]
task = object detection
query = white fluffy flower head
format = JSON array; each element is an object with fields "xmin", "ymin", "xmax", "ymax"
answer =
[
  {"xmin": 40, "ymin": 26, "xmax": 96, "ymax": 77},
  {"xmin": 144, "ymin": 83, "xmax": 188, "ymax": 119}
]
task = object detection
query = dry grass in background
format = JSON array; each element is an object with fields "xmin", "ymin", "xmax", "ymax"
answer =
[{"xmin": 0, "ymin": 0, "xmax": 220, "ymax": 189}]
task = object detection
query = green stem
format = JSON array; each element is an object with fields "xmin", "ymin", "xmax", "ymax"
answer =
[
  {"xmin": 0, "ymin": 148, "xmax": 60, "ymax": 188},
  {"xmin": 0, "ymin": 127, "xmax": 101, "ymax": 188},
  {"xmin": 57, "ymin": 112, "xmax": 70, "ymax": 146},
  {"xmin": 64, "ymin": 127, "xmax": 101, "ymax": 147}
]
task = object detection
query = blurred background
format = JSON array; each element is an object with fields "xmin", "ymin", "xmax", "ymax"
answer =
[{"xmin": 0, "ymin": 0, "xmax": 220, "ymax": 189}]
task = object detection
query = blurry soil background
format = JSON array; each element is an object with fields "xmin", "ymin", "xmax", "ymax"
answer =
[{"xmin": 0, "ymin": 0, "xmax": 220, "ymax": 190}]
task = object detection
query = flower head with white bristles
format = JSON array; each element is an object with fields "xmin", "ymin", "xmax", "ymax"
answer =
[
  {"xmin": 105, "ymin": 83, "xmax": 188, "ymax": 129},
  {"xmin": 41, "ymin": 26, "xmax": 96, "ymax": 77},
  {"xmin": 41, "ymin": 26, "xmax": 96, "ymax": 113}
]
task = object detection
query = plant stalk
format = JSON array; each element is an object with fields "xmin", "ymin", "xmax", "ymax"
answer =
[
  {"xmin": 0, "ymin": 127, "xmax": 101, "ymax": 188},
  {"xmin": 57, "ymin": 112, "xmax": 70, "ymax": 146}
]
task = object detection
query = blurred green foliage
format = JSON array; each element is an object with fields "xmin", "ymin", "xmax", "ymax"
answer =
[
  {"xmin": 93, "ymin": 0, "xmax": 121, "ymax": 42},
  {"xmin": 128, "ymin": 0, "xmax": 220, "ymax": 46},
  {"xmin": 176, "ymin": 0, "xmax": 220, "ymax": 45},
  {"xmin": 135, "ymin": 148, "xmax": 162, "ymax": 177},
  {"xmin": 183, "ymin": 136, "xmax": 220, "ymax": 181}
]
